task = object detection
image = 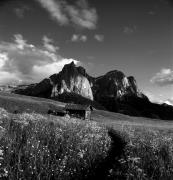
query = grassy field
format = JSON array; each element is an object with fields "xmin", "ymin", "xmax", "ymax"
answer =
[
  {"xmin": 91, "ymin": 110, "xmax": 173, "ymax": 179},
  {"xmin": 0, "ymin": 92, "xmax": 65, "ymax": 114},
  {"xmin": 92, "ymin": 109, "xmax": 173, "ymax": 130},
  {"xmin": 0, "ymin": 108, "xmax": 113, "ymax": 179},
  {"xmin": 1, "ymin": 91, "xmax": 173, "ymax": 129},
  {"xmin": 1, "ymin": 93, "xmax": 173, "ymax": 179}
]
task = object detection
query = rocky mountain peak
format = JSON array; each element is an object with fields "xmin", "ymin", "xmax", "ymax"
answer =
[
  {"xmin": 127, "ymin": 76, "xmax": 138, "ymax": 94},
  {"xmin": 61, "ymin": 62, "xmax": 90, "ymax": 78},
  {"xmin": 12, "ymin": 62, "xmax": 173, "ymax": 120},
  {"xmin": 14, "ymin": 62, "xmax": 141, "ymax": 108},
  {"xmin": 49, "ymin": 61, "xmax": 93, "ymax": 100},
  {"xmin": 93, "ymin": 69, "xmax": 140, "ymax": 100},
  {"xmin": 61, "ymin": 61, "xmax": 76, "ymax": 74}
]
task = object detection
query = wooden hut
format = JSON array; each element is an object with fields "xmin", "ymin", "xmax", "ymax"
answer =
[
  {"xmin": 48, "ymin": 109, "xmax": 66, "ymax": 116},
  {"xmin": 65, "ymin": 104, "xmax": 93, "ymax": 120}
]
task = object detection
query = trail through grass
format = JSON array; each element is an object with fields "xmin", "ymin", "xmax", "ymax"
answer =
[{"xmin": 1, "ymin": 108, "xmax": 173, "ymax": 179}]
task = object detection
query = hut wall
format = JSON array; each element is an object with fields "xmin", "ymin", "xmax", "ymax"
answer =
[
  {"xmin": 67, "ymin": 110, "xmax": 86, "ymax": 119},
  {"xmin": 85, "ymin": 110, "xmax": 91, "ymax": 120}
]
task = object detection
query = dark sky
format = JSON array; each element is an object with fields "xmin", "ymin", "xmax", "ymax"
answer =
[{"xmin": 0, "ymin": 0, "xmax": 173, "ymax": 103}]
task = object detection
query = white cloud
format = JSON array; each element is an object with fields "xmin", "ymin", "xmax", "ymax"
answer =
[
  {"xmin": 0, "ymin": 34, "xmax": 79, "ymax": 84},
  {"xmin": 33, "ymin": 58, "xmax": 78, "ymax": 78},
  {"xmin": 71, "ymin": 34, "xmax": 79, "ymax": 42},
  {"xmin": 36, "ymin": 0, "xmax": 68, "ymax": 25},
  {"xmin": 144, "ymin": 91, "xmax": 165, "ymax": 104},
  {"xmin": 144, "ymin": 91, "xmax": 157, "ymax": 103},
  {"xmin": 151, "ymin": 68, "xmax": 173, "ymax": 86},
  {"xmin": 14, "ymin": 34, "xmax": 28, "ymax": 50},
  {"xmin": 65, "ymin": 3, "xmax": 97, "ymax": 29},
  {"xmin": 0, "ymin": 71, "xmax": 20, "ymax": 85},
  {"xmin": 164, "ymin": 100, "xmax": 173, "ymax": 106},
  {"xmin": 0, "ymin": 52, "xmax": 8, "ymax": 68},
  {"xmin": 166, "ymin": 97, "xmax": 173, "ymax": 106},
  {"xmin": 42, "ymin": 35, "xmax": 59, "ymax": 53},
  {"xmin": 94, "ymin": 34, "xmax": 104, "ymax": 42},
  {"xmin": 36, "ymin": 0, "xmax": 98, "ymax": 29},
  {"xmin": 80, "ymin": 35, "xmax": 87, "ymax": 42},
  {"xmin": 71, "ymin": 34, "xmax": 87, "ymax": 42}
]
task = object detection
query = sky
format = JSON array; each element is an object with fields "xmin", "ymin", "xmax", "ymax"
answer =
[{"xmin": 0, "ymin": 0, "xmax": 173, "ymax": 104}]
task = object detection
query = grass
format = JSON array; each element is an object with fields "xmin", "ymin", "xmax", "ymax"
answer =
[
  {"xmin": 0, "ymin": 92, "xmax": 65, "ymax": 114},
  {"xmin": 0, "ymin": 108, "xmax": 113, "ymax": 179},
  {"xmin": 106, "ymin": 125, "xmax": 173, "ymax": 179},
  {"xmin": 1, "ymin": 105, "xmax": 173, "ymax": 179}
]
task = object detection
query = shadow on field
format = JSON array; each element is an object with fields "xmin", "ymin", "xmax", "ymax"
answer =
[{"xmin": 83, "ymin": 128, "xmax": 127, "ymax": 180}]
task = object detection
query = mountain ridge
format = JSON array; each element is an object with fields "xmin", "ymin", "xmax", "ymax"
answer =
[
  {"xmin": 13, "ymin": 61, "xmax": 173, "ymax": 120},
  {"xmin": 14, "ymin": 61, "xmax": 143, "ymax": 100}
]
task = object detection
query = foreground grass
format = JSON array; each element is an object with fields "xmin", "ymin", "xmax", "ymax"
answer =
[
  {"xmin": 107, "ymin": 125, "xmax": 173, "ymax": 179},
  {"xmin": 0, "ymin": 108, "xmax": 114, "ymax": 179},
  {"xmin": 0, "ymin": 108, "xmax": 173, "ymax": 179}
]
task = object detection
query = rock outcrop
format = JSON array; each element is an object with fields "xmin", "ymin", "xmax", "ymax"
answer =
[
  {"xmin": 49, "ymin": 62, "xmax": 93, "ymax": 100},
  {"xmin": 16, "ymin": 62, "xmax": 141, "ymax": 102},
  {"xmin": 14, "ymin": 61, "xmax": 173, "ymax": 120},
  {"xmin": 15, "ymin": 62, "xmax": 94, "ymax": 100},
  {"xmin": 93, "ymin": 70, "xmax": 140, "ymax": 101}
]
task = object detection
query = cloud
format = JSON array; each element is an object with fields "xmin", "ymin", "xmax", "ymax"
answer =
[
  {"xmin": 0, "ymin": 71, "xmax": 20, "ymax": 85},
  {"xmin": 94, "ymin": 34, "xmax": 104, "ymax": 42},
  {"xmin": 36, "ymin": 0, "xmax": 68, "ymax": 25},
  {"xmin": 71, "ymin": 34, "xmax": 87, "ymax": 42},
  {"xmin": 144, "ymin": 91, "xmax": 165, "ymax": 104},
  {"xmin": 33, "ymin": 58, "xmax": 78, "ymax": 78},
  {"xmin": 144, "ymin": 91, "xmax": 157, "ymax": 103},
  {"xmin": 14, "ymin": 5, "xmax": 30, "ymax": 18},
  {"xmin": 164, "ymin": 99, "xmax": 173, "ymax": 106},
  {"xmin": 150, "ymin": 68, "xmax": 173, "ymax": 86},
  {"xmin": 36, "ymin": 0, "xmax": 98, "ymax": 29},
  {"xmin": 123, "ymin": 26, "xmax": 137, "ymax": 35},
  {"xmin": 14, "ymin": 34, "xmax": 28, "ymax": 50},
  {"xmin": 0, "ymin": 52, "xmax": 8, "ymax": 68},
  {"xmin": 0, "ymin": 34, "xmax": 79, "ymax": 84},
  {"xmin": 42, "ymin": 35, "xmax": 59, "ymax": 52}
]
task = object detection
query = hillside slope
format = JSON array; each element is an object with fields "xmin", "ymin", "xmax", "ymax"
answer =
[
  {"xmin": 1, "ymin": 92, "xmax": 173, "ymax": 128},
  {"xmin": 0, "ymin": 92, "xmax": 65, "ymax": 114}
]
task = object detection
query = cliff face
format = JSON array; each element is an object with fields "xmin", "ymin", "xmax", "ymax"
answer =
[
  {"xmin": 14, "ymin": 62, "xmax": 142, "ymax": 101},
  {"xmin": 93, "ymin": 70, "xmax": 140, "ymax": 101},
  {"xmin": 16, "ymin": 62, "xmax": 94, "ymax": 100},
  {"xmin": 50, "ymin": 74, "xmax": 93, "ymax": 100},
  {"xmin": 49, "ymin": 62, "xmax": 93, "ymax": 100}
]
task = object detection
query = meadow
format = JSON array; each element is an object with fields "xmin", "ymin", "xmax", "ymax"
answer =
[
  {"xmin": 0, "ymin": 107, "xmax": 173, "ymax": 179},
  {"xmin": 0, "ymin": 92, "xmax": 65, "ymax": 114}
]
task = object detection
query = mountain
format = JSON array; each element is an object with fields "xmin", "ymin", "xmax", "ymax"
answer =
[
  {"xmin": 93, "ymin": 70, "xmax": 143, "ymax": 101},
  {"xmin": 13, "ymin": 61, "xmax": 173, "ymax": 120},
  {"xmin": 15, "ymin": 62, "xmax": 93, "ymax": 99},
  {"xmin": 14, "ymin": 61, "xmax": 143, "ymax": 103}
]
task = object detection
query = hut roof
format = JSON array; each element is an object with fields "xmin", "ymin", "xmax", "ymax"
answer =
[
  {"xmin": 65, "ymin": 104, "xmax": 93, "ymax": 111},
  {"xmin": 48, "ymin": 108, "xmax": 66, "ymax": 113}
]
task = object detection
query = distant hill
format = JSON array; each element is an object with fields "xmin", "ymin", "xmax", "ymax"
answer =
[{"xmin": 12, "ymin": 61, "xmax": 173, "ymax": 120}]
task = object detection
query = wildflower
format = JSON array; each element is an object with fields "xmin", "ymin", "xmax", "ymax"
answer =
[
  {"xmin": 78, "ymin": 150, "xmax": 85, "ymax": 158},
  {"xmin": 0, "ymin": 149, "xmax": 3, "ymax": 156}
]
